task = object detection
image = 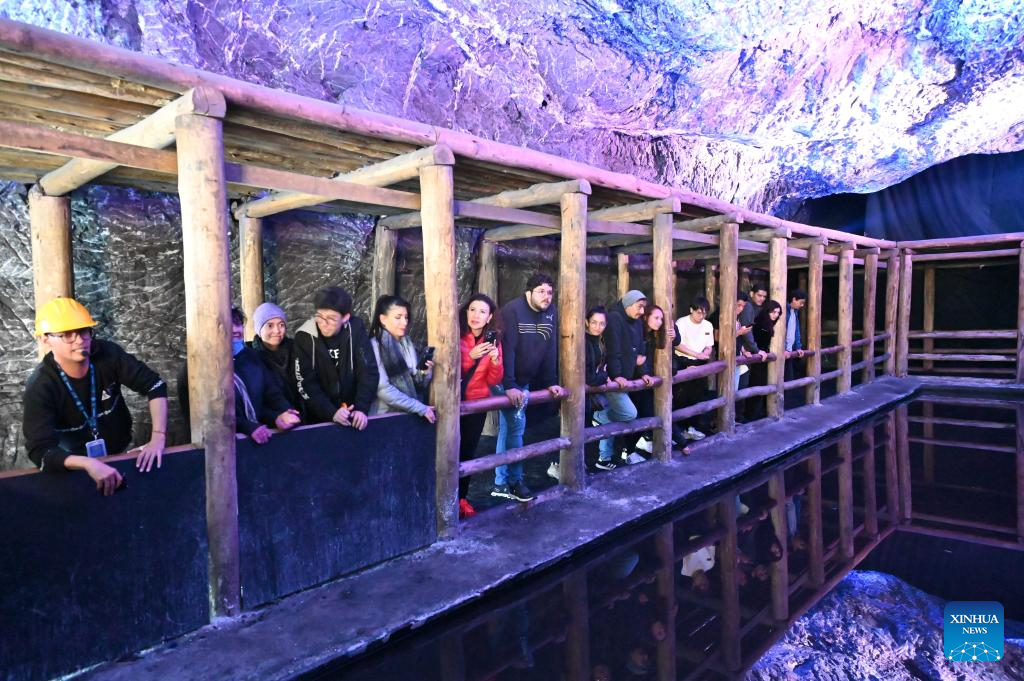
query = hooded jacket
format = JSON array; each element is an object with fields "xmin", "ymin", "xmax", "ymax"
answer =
[
  {"xmin": 500, "ymin": 295, "xmax": 558, "ymax": 390},
  {"xmin": 604, "ymin": 300, "xmax": 645, "ymax": 381},
  {"xmin": 23, "ymin": 339, "xmax": 167, "ymax": 472},
  {"xmin": 293, "ymin": 316, "xmax": 379, "ymax": 422},
  {"xmin": 233, "ymin": 348, "xmax": 295, "ymax": 435},
  {"xmin": 249, "ymin": 335, "xmax": 301, "ymax": 411}
]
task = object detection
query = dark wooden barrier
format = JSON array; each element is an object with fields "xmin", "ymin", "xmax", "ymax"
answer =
[{"xmin": 0, "ymin": 451, "xmax": 208, "ymax": 681}]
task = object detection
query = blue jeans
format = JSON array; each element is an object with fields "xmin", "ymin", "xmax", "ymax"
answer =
[
  {"xmin": 493, "ymin": 384, "xmax": 529, "ymax": 486},
  {"xmin": 592, "ymin": 391, "xmax": 637, "ymax": 461}
]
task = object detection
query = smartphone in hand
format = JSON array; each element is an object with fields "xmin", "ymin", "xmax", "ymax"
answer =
[
  {"xmin": 418, "ymin": 346, "xmax": 435, "ymax": 370},
  {"xmin": 484, "ymin": 330, "xmax": 498, "ymax": 344}
]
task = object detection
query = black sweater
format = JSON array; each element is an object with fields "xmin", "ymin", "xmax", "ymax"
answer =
[
  {"xmin": 249, "ymin": 336, "xmax": 301, "ymax": 411},
  {"xmin": 605, "ymin": 301, "xmax": 645, "ymax": 381},
  {"xmin": 293, "ymin": 316, "xmax": 379, "ymax": 422},
  {"xmin": 233, "ymin": 348, "xmax": 295, "ymax": 435},
  {"xmin": 585, "ymin": 334, "xmax": 608, "ymax": 386},
  {"xmin": 500, "ymin": 295, "xmax": 558, "ymax": 390},
  {"xmin": 23, "ymin": 340, "xmax": 167, "ymax": 472}
]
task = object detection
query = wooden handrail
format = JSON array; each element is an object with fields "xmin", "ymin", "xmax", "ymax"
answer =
[
  {"xmin": 907, "ymin": 353, "xmax": 1014, "ymax": 363},
  {"xmin": 586, "ymin": 376, "xmax": 662, "ymax": 394},
  {"xmin": 907, "ymin": 329, "xmax": 1016, "ymax": 339},
  {"xmin": 458, "ymin": 436, "xmax": 571, "ymax": 477},
  {"xmin": 670, "ymin": 360, "xmax": 727, "ymax": 384},
  {"xmin": 460, "ymin": 387, "xmax": 570, "ymax": 415},
  {"xmin": 582, "ymin": 416, "xmax": 662, "ymax": 444}
]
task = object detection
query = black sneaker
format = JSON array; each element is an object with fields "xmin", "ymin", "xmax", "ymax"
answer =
[
  {"xmin": 491, "ymin": 484, "xmax": 515, "ymax": 500},
  {"xmin": 595, "ymin": 459, "xmax": 617, "ymax": 471},
  {"xmin": 508, "ymin": 482, "xmax": 535, "ymax": 502}
]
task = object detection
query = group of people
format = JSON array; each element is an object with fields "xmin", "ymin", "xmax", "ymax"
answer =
[{"xmin": 20, "ymin": 277, "xmax": 808, "ymax": 511}]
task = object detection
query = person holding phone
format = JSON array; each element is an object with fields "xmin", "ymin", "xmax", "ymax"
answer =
[
  {"xmin": 458, "ymin": 293, "xmax": 504, "ymax": 518},
  {"xmin": 368, "ymin": 294, "xmax": 436, "ymax": 422},
  {"xmin": 22, "ymin": 297, "xmax": 168, "ymax": 495},
  {"xmin": 294, "ymin": 286, "xmax": 379, "ymax": 430}
]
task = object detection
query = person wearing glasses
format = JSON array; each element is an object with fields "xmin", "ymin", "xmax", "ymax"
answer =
[
  {"xmin": 293, "ymin": 286, "xmax": 379, "ymax": 430},
  {"xmin": 22, "ymin": 297, "xmax": 168, "ymax": 495},
  {"xmin": 673, "ymin": 296, "xmax": 714, "ymax": 442}
]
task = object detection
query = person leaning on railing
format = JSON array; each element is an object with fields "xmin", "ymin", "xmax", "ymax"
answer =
[
  {"xmin": 22, "ymin": 297, "xmax": 168, "ymax": 495},
  {"xmin": 603, "ymin": 290, "xmax": 649, "ymax": 465},
  {"xmin": 458, "ymin": 293, "xmax": 504, "ymax": 519},
  {"xmin": 249, "ymin": 301, "xmax": 303, "ymax": 415},
  {"xmin": 368, "ymin": 294, "xmax": 435, "ymax": 423},
  {"xmin": 673, "ymin": 296, "xmax": 714, "ymax": 442},
  {"xmin": 580, "ymin": 305, "xmax": 626, "ymax": 473},
  {"xmin": 626, "ymin": 303, "xmax": 678, "ymax": 459}
]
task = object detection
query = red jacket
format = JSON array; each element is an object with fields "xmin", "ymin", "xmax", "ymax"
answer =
[{"xmin": 460, "ymin": 331, "xmax": 504, "ymax": 400}]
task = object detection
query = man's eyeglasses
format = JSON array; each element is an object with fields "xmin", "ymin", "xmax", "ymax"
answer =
[
  {"xmin": 46, "ymin": 328, "xmax": 93, "ymax": 343},
  {"xmin": 315, "ymin": 313, "xmax": 342, "ymax": 325}
]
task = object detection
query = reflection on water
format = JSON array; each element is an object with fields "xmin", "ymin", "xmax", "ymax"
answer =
[{"xmin": 304, "ymin": 398, "xmax": 1022, "ymax": 681}]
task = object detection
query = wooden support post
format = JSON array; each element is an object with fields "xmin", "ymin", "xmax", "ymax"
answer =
[
  {"xmin": 837, "ymin": 245, "xmax": 854, "ymax": 393},
  {"xmin": 738, "ymin": 267, "xmax": 751, "ymax": 298},
  {"xmin": 805, "ymin": 241, "xmax": 824, "ymax": 405},
  {"xmin": 767, "ymin": 472, "xmax": 790, "ymax": 622},
  {"xmin": 717, "ymin": 223, "xmax": 739, "ymax": 435},
  {"xmin": 617, "ymin": 253, "xmax": 630, "ymax": 299},
  {"xmin": 896, "ymin": 405, "xmax": 911, "ymax": 522},
  {"xmin": 704, "ymin": 265, "xmax": 718, "ymax": 391},
  {"xmin": 559, "ymin": 191, "xmax": 589, "ymax": 489},
  {"xmin": 1018, "ymin": 243, "xmax": 1024, "ymax": 383},
  {"xmin": 862, "ymin": 251, "xmax": 878, "ymax": 384},
  {"xmin": 923, "ymin": 266, "xmax": 935, "ymax": 372},
  {"xmin": 652, "ymin": 213, "xmax": 674, "ymax": 461},
  {"xmin": 863, "ymin": 425, "xmax": 878, "ymax": 538},
  {"xmin": 28, "ymin": 185, "xmax": 73, "ymax": 328},
  {"xmin": 922, "ymin": 402, "xmax": 935, "ymax": 483},
  {"xmin": 1017, "ymin": 406, "xmax": 1024, "ymax": 544},
  {"xmin": 176, "ymin": 107, "xmax": 239, "ymax": 617},
  {"xmin": 884, "ymin": 412, "xmax": 900, "ymax": 525},
  {"xmin": 718, "ymin": 497, "xmax": 742, "ymax": 673},
  {"xmin": 477, "ymin": 240, "xmax": 499, "ymax": 438},
  {"xmin": 798, "ymin": 270, "xmax": 809, "ymax": 347},
  {"xmin": 896, "ymin": 250, "xmax": 913, "ymax": 377},
  {"xmin": 655, "ymin": 525, "xmax": 677, "ymax": 681},
  {"xmin": 239, "ymin": 215, "xmax": 263, "ymax": 341},
  {"xmin": 419, "ymin": 159, "xmax": 461, "ymax": 537},
  {"xmin": 562, "ymin": 573, "xmax": 590, "ymax": 681},
  {"xmin": 884, "ymin": 250, "xmax": 899, "ymax": 376},
  {"xmin": 807, "ymin": 452, "xmax": 825, "ymax": 587},
  {"xmin": 767, "ymin": 236, "xmax": 787, "ymax": 417},
  {"xmin": 371, "ymin": 224, "xmax": 398, "ymax": 307},
  {"xmin": 837, "ymin": 432, "xmax": 855, "ymax": 561}
]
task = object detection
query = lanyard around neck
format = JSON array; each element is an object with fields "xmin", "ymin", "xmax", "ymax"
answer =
[{"xmin": 57, "ymin": 364, "xmax": 99, "ymax": 439}]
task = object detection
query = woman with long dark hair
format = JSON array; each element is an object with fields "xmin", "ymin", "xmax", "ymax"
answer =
[
  {"xmin": 628, "ymin": 304, "xmax": 676, "ymax": 460},
  {"xmin": 748, "ymin": 300, "xmax": 782, "ymax": 421},
  {"xmin": 368, "ymin": 295, "xmax": 435, "ymax": 422},
  {"xmin": 458, "ymin": 293, "xmax": 503, "ymax": 518},
  {"xmin": 582, "ymin": 306, "xmax": 626, "ymax": 473}
]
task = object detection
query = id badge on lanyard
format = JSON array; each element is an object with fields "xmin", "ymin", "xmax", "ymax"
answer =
[{"xmin": 58, "ymin": 365, "xmax": 107, "ymax": 457}]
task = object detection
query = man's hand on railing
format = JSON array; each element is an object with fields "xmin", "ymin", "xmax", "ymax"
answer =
[
  {"xmin": 547, "ymin": 384, "xmax": 567, "ymax": 398},
  {"xmin": 757, "ymin": 350, "xmax": 768, "ymax": 362},
  {"xmin": 794, "ymin": 349, "xmax": 805, "ymax": 358},
  {"xmin": 614, "ymin": 376, "xmax": 630, "ymax": 389},
  {"xmin": 505, "ymin": 387, "xmax": 526, "ymax": 408},
  {"xmin": 641, "ymin": 374, "xmax": 655, "ymax": 387}
]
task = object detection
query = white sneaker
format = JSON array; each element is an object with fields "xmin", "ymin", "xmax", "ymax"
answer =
[
  {"xmin": 636, "ymin": 437, "xmax": 653, "ymax": 453},
  {"xmin": 547, "ymin": 461, "xmax": 560, "ymax": 481},
  {"xmin": 626, "ymin": 452, "xmax": 647, "ymax": 465},
  {"xmin": 685, "ymin": 427, "xmax": 707, "ymax": 441}
]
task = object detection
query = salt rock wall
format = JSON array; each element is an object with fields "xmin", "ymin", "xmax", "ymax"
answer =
[{"xmin": 748, "ymin": 571, "xmax": 1024, "ymax": 681}]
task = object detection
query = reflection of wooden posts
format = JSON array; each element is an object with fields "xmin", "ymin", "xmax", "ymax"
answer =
[
  {"xmin": 837, "ymin": 245, "xmax": 854, "ymax": 393},
  {"xmin": 29, "ymin": 186, "xmax": 73, "ymax": 357},
  {"xmin": 738, "ymin": 267, "xmax": 751, "ymax": 298},
  {"xmin": 371, "ymin": 223, "xmax": 398, "ymax": 307},
  {"xmin": 895, "ymin": 405, "xmax": 911, "ymax": 522},
  {"xmin": 797, "ymin": 270, "xmax": 808, "ymax": 343},
  {"xmin": 837, "ymin": 433, "xmax": 855, "ymax": 561},
  {"xmin": 655, "ymin": 525, "xmax": 677, "ymax": 681},
  {"xmin": 896, "ymin": 250, "xmax": 913, "ymax": 377},
  {"xmin": 438, "ymin": 632, "xmax": 466, "ymax": 681},
  {"xmin": 239, "ymin": 215, "xmax": 263, "ymax": 340},
  {"xmin": 805, "ymin": 241, "xmax": 824, "ymax": 405},
  {"xmin": 176, "ymin": 105, "xmax": 240, "ymax": 616},
  {"xmin": 884, "ymin": 412, "xmax": 900, "ymax": 525},
  {"xmin": 862, "ymin": 251, "xmax": 878, "ymax": 384},
  {"xmin": 559, "ymin": 191, "xmax": 589, "ymax": 489},
  {"xmin": 705, "ymin": 265, "xmax": 717, "ymax": 391},
  {"xmin": 1018, "ymin": 243, "xmax": 1024, "ymax": 383},
  {"xmin": 420, "ymin": 157, "xmax": 461, "ymax": 537},
  {"xmin": 922, "ymin": 267, "xmax": 935, "ymax": 372},
  {"xmin": 562, "ymin": 573, "xmax": 590, "ymax": 681},
  {"xmin": 652, "ymin": 213, "xmax": 674, "ymax": 461},
  {"xmin": 1016, "ymin": 405, "xmax": 1024, "ymax": 544},
  {"xmin": 617, "ymin": 253, "xmax": 630, "ymax": 299},
  {"xmin": 922, "ymin": 402, "xmax": 935, "ymax": 483},
  {"xmin": 767, "ymin": 236, "xmax": 787, "ymax": 417},
  {"xmin": 863, "ymin": 425, "xmax": 878, "ymax": 538},
  {"xmin": 807, "ymin": 452, "xmax": 825, "ymax": 587},
  {"xmin": 718, "ymin": 498, "xmax": 742, "ymax": 673},
  {"xmin": 717, "ymin": 223, "xmax": 738, "ymax": 434},
  {"xmin": 884, "ymin": 250, "xmax": 899, "ymax": 376},
  {"xmin": 767, "ymin": 472, "xmax": 789, "ymax": 622}
]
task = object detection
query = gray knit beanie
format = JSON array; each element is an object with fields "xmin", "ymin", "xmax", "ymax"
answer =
[
  {"xmin": 253, "ymin": 302, "xmax": 286, "ymax": 335},
  {"xmin": 621, "ymin": 289, "xmax": 647, "ymax": 308}
]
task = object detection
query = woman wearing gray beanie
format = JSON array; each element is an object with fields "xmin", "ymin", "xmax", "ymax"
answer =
[{"xmin": 249, "ymin": 302, "xmax": 302, "ymax": 416}]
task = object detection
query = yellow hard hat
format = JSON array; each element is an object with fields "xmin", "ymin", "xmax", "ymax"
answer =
[{"xmin": 35, "ymin": 297, "xmax": 98, "ymax": 337}]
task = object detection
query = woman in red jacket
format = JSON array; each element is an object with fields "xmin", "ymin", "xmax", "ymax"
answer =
[{"xmin": 459, "ymin": 293, "xmax": 504, "ymax": 518}]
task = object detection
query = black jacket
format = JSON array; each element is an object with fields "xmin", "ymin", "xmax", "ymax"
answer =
[
  {"xmin": 585, "ymin": 334, "xmax": 608, "ymax": 387},
  {"xmin": 293, "ymin": 316, "xmax": 379, "ymax": 422},
  {"xmin": 500, "ymin": 295, "xmax": 558, "ymax": 390},
  {"xmin": 249, "ymin": 336, "xmax": 301, "ymax": 411},
  {"xmin": 23, "ymin": 339, "xmax": 167, "ymax": 472},
  {"xmin": 636, "ymin": 324, "xmax": 681, "ymax": 376},
  {"xmin": 233, "ymin": 348, "xmax": 295, "ymax": 435},
  {"xmin": 605, "ymin": 301, "xmax": 645, "ymax": 381}
]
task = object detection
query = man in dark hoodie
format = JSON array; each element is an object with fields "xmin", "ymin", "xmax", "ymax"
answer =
[
  {"xmin": 293, "ymin": 286, "xmax": 379, "ymax": 430},
  {"xmin": 491, "ymin": 273, "xmax": 566, "ymax": 502},
  {"xmin": 595, "ymin": 290, "xmax": 647, "ymax": 462},
  {"xmin": 23, "ymin": 297, "xmax": 168, "ymax": 495}
]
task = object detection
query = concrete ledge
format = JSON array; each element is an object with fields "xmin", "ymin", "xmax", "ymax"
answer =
[{"xmin": 81, "ymin": 378, "xmax": 921, "ymax": 681}]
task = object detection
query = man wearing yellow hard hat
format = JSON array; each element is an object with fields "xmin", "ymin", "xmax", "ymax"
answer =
[{"xmin": 22, "ymin": 297, "xmax": 169, "ymax": 495}]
